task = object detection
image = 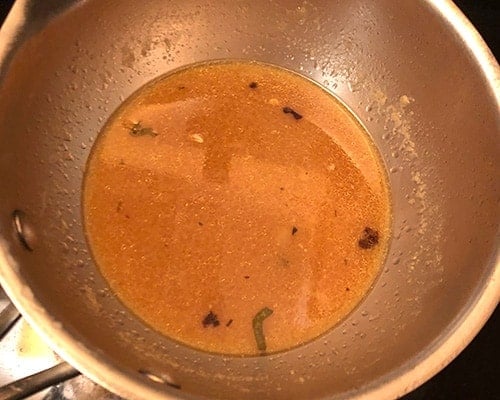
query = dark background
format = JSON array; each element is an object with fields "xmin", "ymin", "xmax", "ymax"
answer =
[{"xmin": 0, "ymin": 1, "xmax": 498, "ymax": 399}]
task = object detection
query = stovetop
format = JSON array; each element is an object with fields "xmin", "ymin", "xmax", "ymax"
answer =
[
  {"xmin": 0, "ymin": 286, "xmax": 122, "ymax": 400},
  {"xmin": 0, "ymin": 1, "xmax": 498, "ymax": 399}
]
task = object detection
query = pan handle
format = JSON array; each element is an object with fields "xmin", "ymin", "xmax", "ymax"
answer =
[{"xmin": 0, "ymin": 362, "xmax": 80, "ymax": 400}]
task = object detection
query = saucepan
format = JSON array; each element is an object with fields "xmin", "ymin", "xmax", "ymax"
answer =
[{"xmin": 0, "ymin": 0, "xmax": 498, "ymax": 399}]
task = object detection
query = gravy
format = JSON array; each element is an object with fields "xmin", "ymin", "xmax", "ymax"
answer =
[{"xmin": 83, "ymin": 61, "xmax": 391, "ymax": 355}]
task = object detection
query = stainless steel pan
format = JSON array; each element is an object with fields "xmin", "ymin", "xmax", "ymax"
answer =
[{"xmin": 0, "ymin": 1, "xmax": 498, "ymax": 399}]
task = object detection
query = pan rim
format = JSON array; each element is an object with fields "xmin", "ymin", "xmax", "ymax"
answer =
[{"xmin": 0, "ymin": 0, "xmax": 498, "ymax": 399}]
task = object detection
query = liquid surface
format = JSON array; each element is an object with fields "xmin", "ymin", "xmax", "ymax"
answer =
[{"xmin": 83, "ymin": 61, "xmax": 391, "ymax": 355}]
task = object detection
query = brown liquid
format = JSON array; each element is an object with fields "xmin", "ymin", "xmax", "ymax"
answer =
[{"xmin": 83, "ymin": 61, "xmax": 391, "ymax": 355}]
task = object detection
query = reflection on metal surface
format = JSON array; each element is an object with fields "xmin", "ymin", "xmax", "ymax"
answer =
[{"xmin": 12, "ymin": 210, "xmax": 36, "ymax": 252}]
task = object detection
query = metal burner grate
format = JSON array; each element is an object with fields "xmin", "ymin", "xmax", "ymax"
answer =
[{"xmin": 0, "ymin": 287, "xmax": 120, "ymax": 400}]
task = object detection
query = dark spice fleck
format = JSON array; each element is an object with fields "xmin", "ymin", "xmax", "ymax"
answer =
[
  {"xmin": 202, "ymin": 311, "xmax": 220, "ymax": 327},
  {"xmin": 177, "ymin": 85, "xmax": 186, "ymax": 90},
  {"xmin": 280, "ymin": 257, "xmax": 290, "ymax": 267},
  {"xmin": 116, "ymin": 201, "xmax": 123, "ymax": 213},
  {"xmin": 358, "ymin": 227, "xmax": 379, "ymax": 249},
  {"xmin": 282, "ymin": 106, "xmax": 303, "ymax": 120},
  {"xmin": 198, "ymin": 222, "xmax": 203, "ymax": 226},
  {"xmin": 128, "ymin": 121, "xmax": 157, "ymax": 137},
  {"xmin": 226, "ymin": 319, "xmax": 233, "ymax": 327},
  {"xmin": 125, "ymin": 214, "xmax": 130, "ymax": 219},
  {"xmin": 244, "ymin": 275, "xmax": 250, "ymax": 279},
  {"xmin": 344, "ymin": 258, "xmax": 348, "ymax": 265},
  {"xmin": 334, "ymin": 210, "xmax": 338, "ymax": 217},
  {"xmin": 346, "ymin": 287, "xmax": 350, "ymax": 292},
  {"xmin": 280, "ymin": 187, "xmax": 284, "ymax": 191},
  {"xmin": 291, "ymin": 226, "xmax": 298, "ymax": 235},
  {"xmin": 249, "ymin": 81, "xmax": 258, "ymax": 89}
]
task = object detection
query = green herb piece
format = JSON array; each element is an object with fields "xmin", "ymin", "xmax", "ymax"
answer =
[
  {"xmin": 128, "ymin": 121, "xmax": 158, "ymax": 137},
  {"xmin": 252, "ymin": 307, "xmax": 273, "ymax": 352}
]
